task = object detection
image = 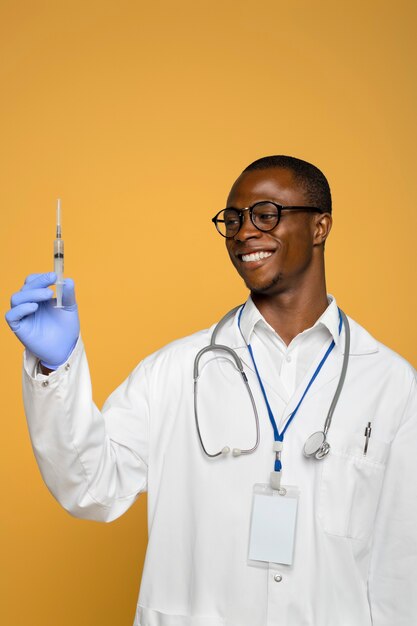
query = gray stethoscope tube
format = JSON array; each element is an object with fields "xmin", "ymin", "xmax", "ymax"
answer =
[
  {"xmin": 193, "ymin": 306, "xmax": 350, "ymax": 461},
  {"xmin": 194, "ymin": 306, "xmax": 260, "ymax": 457},
  {"xmin": 302, "ymin": 308, "xmax": 350, "ymax": 459}
]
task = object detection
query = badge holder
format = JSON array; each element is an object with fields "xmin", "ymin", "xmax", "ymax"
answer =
[{"xmin": 248, "ymin": 478, "xmax": 299, "ymax": 567}]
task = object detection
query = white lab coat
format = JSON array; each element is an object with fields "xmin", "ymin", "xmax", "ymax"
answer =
[{"xmin": 22, "ymin": 307, "xmax": 417, "ymax": 626}]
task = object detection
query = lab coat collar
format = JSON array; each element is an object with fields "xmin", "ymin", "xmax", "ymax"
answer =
[
  {"xmin": 214, "ymin": 297, "xmax": 379, "ymax": 357},
  {"xmin": 238, "ymin": 295, "xmax": 341, "ymax": 349}
]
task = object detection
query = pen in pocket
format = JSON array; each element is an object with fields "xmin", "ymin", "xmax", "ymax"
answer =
[{"xmin": 363, "ymin": 422, "xmax": 372, "ymax": 455}]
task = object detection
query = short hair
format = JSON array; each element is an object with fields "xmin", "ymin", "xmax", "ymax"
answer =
[{"xmin": 242, "ymin": 155, "xmax": 332, "ymax": 213}]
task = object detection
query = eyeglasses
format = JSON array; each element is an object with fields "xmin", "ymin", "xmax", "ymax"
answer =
[{"xmin": 212, "ymin": 201, "xmax": 324, "ymax": 239}]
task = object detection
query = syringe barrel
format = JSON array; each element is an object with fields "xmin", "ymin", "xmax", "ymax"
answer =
[
  {"xmin": 54, "ymin": 238, "xmax": 64, "ymax": 307},
  {"xmin": 54, "ymin": 239, "xmax": 64, "ymax": 276}
]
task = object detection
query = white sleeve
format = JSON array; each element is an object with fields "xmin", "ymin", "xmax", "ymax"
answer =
[
  {"xmin": 368, "ymin": 374, "xmax": 417, "ymax": 625},
  {"xmin": 22, "ymin": 335, "xmax": 149, "ymax": 523}
]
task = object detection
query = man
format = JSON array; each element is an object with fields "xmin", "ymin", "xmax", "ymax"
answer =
[{"xmin": 6, "ymin": 156, "xmax": 417, "ymax": 625}]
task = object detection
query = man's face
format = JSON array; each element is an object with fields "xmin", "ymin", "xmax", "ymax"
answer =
[{"xmin": 225, "ymin": 167, "xmax": 325, "ymax": 296}]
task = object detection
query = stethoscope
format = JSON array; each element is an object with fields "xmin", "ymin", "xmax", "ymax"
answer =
[{"xmin": 193, "ymin": 305, "xmax": 350, "ymax": 461}]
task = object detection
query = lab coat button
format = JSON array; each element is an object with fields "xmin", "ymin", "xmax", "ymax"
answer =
[
  {"xmin": 42, "ymin": 380, "xmax": 49, "ymax": 387},
  {"xmin": 65, "ymin": 363, "xmax": 70, "ymax": 370},
  {"xmin": 273, "ymin": 574, "xmax": 283, "ymax": 582},
  {"xmin": 286, "ymin": 355, "xmax": 292, "ymax": 363}
]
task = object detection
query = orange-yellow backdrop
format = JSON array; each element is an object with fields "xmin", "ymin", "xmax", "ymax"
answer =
[{"xmin": 1, "ymin": 1, "xmax": 416, "ymax": 625}]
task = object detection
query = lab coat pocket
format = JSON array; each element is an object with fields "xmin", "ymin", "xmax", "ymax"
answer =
[
  {"xmin": 135, "ymin": 606, "xmax": 225, "ymax": 626},
  {"xmin": 318, "ymin": 429, "xmax": 390, "ymax": 540}
]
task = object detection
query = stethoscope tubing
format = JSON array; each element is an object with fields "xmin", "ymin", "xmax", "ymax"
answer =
[
  {"xmin": 194, "ymin": 306, "xmax": 260, "ymax": 457},
  {"xmin": 323, "ymin": 309, "xmax": 350, "ymax": 435}
]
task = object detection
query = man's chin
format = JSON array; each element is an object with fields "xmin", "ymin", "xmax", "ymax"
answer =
[{"xmin": 244, "ymin": 274, "xmax": 283, "ymax": 296}]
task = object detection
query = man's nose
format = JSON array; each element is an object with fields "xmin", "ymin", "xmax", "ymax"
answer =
[{"xmin": 235, "ymin": 209, "xmax": 261, "ymax": 240}]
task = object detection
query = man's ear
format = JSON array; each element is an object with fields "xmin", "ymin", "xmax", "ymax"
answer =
[{"xmin": 313, "ymin": 213, "xmax": 332, "ymax": 246}]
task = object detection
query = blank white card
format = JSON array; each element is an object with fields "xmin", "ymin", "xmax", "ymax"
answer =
[{"xmin": 248, "ymin": 493, "xmax": 298, "ymax": 565}]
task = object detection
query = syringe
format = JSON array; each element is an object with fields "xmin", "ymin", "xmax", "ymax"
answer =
[{"xmin": 54, "ymin": 198, "xmax": 64, "ymax": 308}]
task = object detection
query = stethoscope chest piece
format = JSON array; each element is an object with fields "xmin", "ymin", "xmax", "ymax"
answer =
[{"xmin": 303, "ymin": 431, "xmax": 331, "ymax": 460}]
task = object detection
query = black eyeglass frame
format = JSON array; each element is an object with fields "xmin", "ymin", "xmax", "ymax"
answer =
[{"xmin": 212, "ymin": 201, "xmax": 325, "ymax": 239}]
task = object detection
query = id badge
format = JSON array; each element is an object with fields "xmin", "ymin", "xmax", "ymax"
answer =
[{"xmin": 248, "ymin": 483, "xmax": 299, "ymax": 566}]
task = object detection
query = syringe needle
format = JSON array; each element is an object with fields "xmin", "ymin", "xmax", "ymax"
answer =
[{"xmin": 56, "ymin": 198, "xmax": 61, "ymax": 238}]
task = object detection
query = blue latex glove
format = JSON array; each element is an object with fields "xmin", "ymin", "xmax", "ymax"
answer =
[{"xmin": 5, "ymin": 272, "xmax": 80, "ymax": 369}]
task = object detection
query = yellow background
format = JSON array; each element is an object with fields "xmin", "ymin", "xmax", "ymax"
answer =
[{"xmin": 1, "ymin": 1, "xmax": 416, "ymax": 624}]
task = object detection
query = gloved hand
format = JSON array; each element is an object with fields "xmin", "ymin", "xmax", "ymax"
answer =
[{"xmin": 5, "ymin": 272, "xmax": 80, "ymax": 369}]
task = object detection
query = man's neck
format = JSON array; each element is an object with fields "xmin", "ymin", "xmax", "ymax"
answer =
[{"xmin": 251, "ymin": 286, "xmax": 329, "ymax": 346}]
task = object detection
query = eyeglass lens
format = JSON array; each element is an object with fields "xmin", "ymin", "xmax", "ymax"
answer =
[{"xmin": 216, "ymin": 202, "xmax": 280, "ymax": 237}]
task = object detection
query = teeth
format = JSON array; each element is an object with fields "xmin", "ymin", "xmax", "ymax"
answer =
[{"xmin": 241, "ymin": 251, "xmax": 272, "ymax": 262}]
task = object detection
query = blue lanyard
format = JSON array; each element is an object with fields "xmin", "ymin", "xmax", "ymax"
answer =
[{"xmin": 238, "ymin": 306, "xmax": 343, "ymax": 472}]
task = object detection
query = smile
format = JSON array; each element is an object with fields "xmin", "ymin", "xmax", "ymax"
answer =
[{"xmin": 241, "ymin": 251, "xmax": 273, "ymax": 263}]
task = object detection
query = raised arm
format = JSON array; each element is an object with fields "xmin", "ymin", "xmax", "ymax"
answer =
[{"xmin": 6, "ymin": 272, "xmax": 149, "ymax": 522}]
